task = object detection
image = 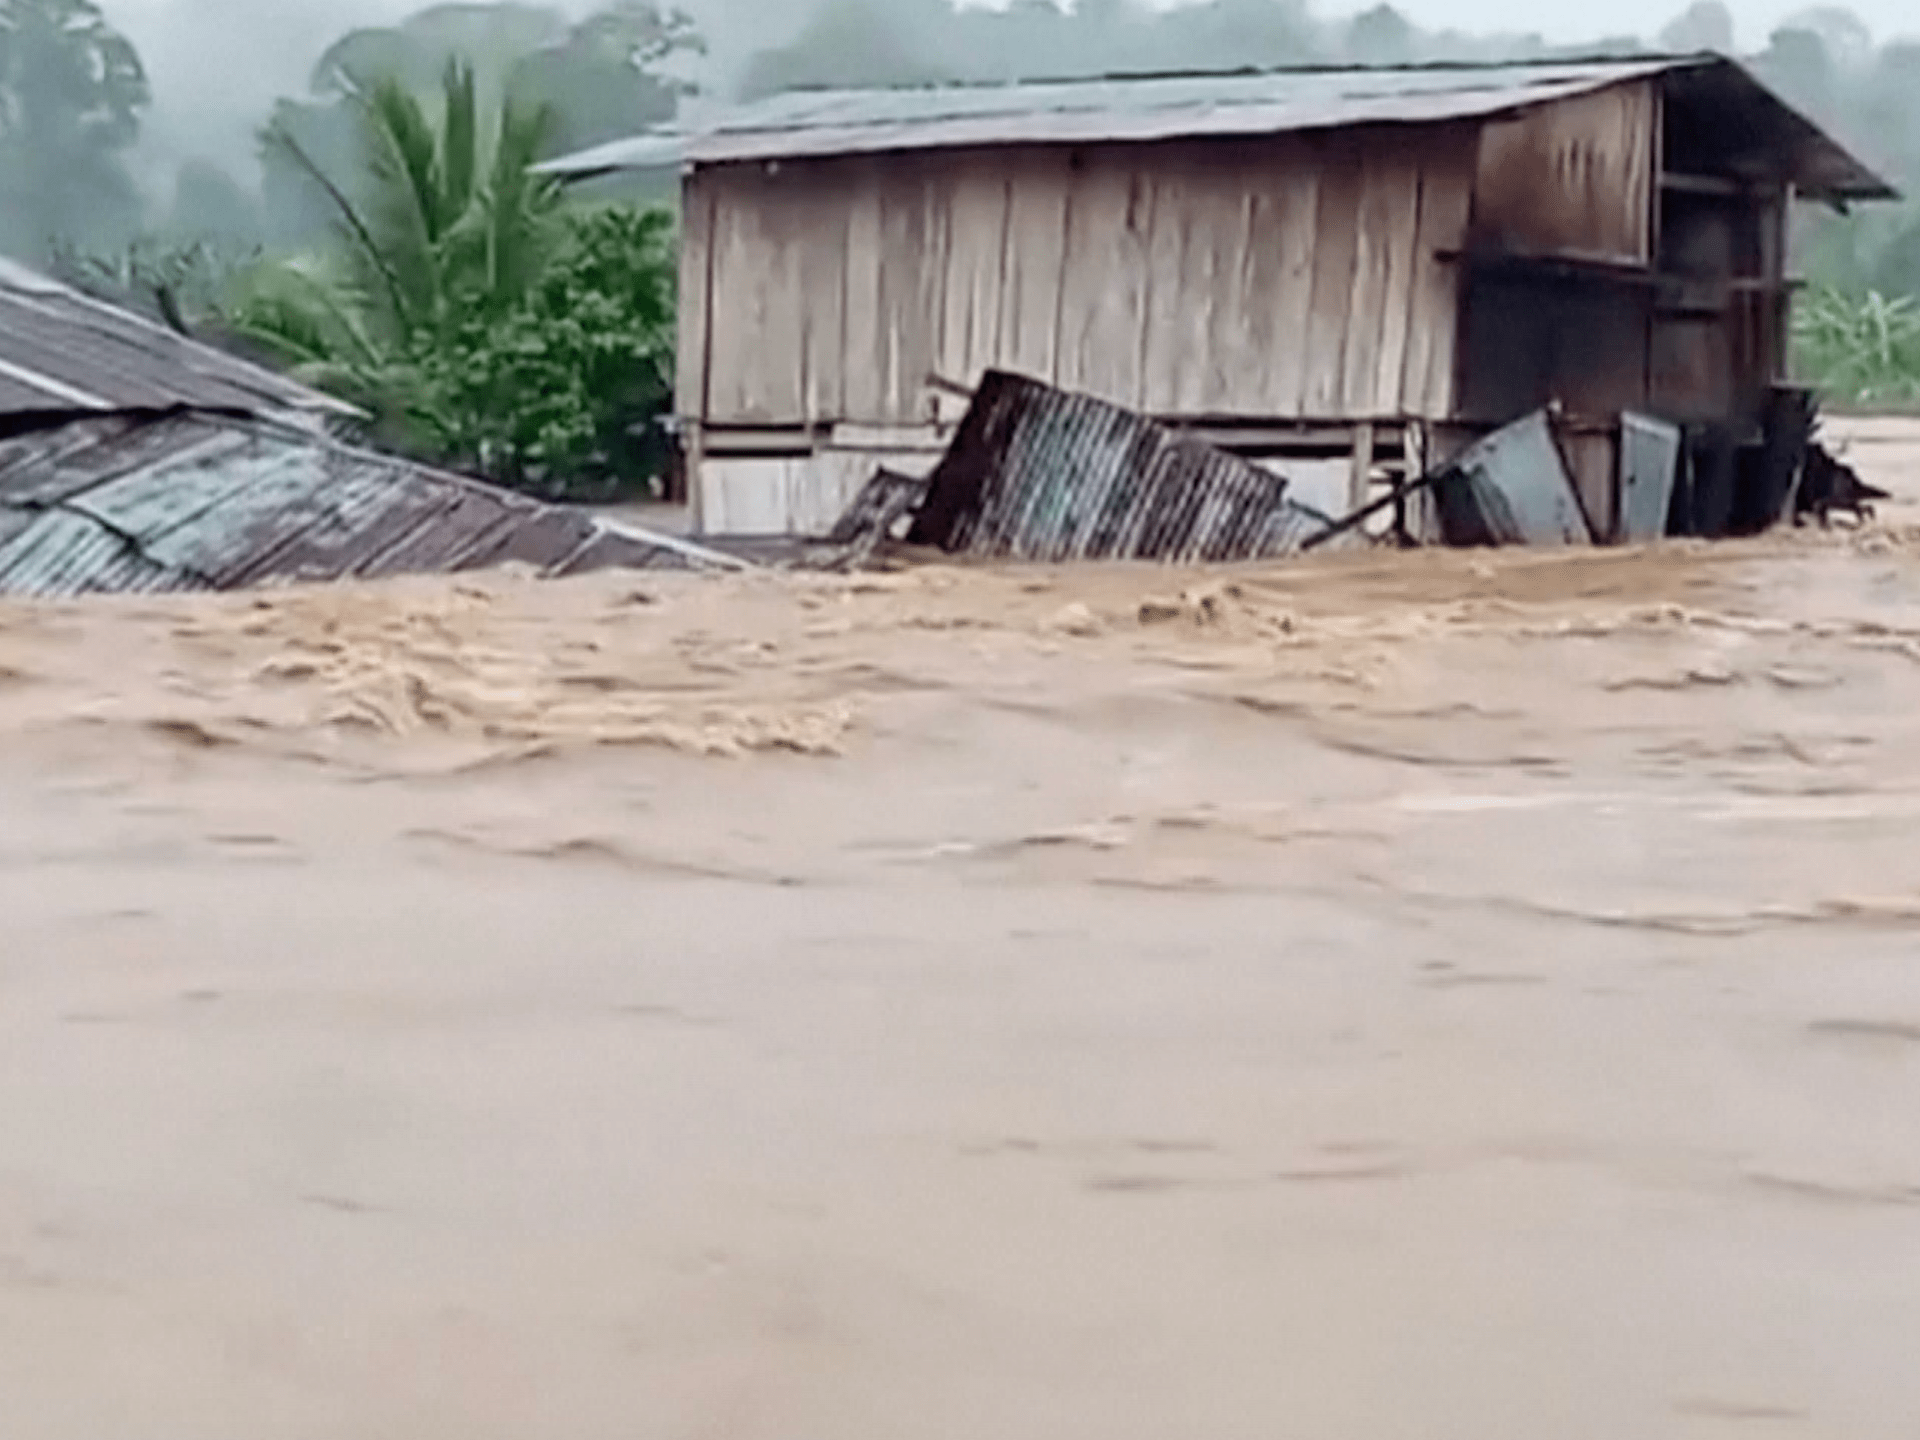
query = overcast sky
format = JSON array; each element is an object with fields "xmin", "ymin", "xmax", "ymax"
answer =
[
  {"xmin": 1355, "ymin": 0, "xmax": 1910, "ymax": 41},
  {"xmin": 98, "ymin": 0, "xmax": 1920, "ymax": 179},
  {"xmin": 101, "ymin": 0, "xmax": 1920, "ymax": 60}
]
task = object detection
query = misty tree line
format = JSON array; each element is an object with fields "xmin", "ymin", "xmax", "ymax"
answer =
[{"xmin": 1, "ymin": 0, "xmax": 1917, "ymax": 498}]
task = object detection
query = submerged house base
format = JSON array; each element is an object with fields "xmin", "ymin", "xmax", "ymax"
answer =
[
  {"xmin": 818, "ymin": 369, "xmax": 1883, "ymax": 568},
  {"xmin": 546, "ymin": 55, "xmax": 1894, "ymax": 543}
]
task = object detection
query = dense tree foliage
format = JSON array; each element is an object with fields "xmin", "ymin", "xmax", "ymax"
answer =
[{"xmin": 226, "ymin": 62, "xmax": 676, "ymax": 496}]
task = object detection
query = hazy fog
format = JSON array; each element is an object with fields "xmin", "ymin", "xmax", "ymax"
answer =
[
  {"xmin": 103, "ymin": 0, "xmax": 1917, "ymax": 184},
  {"xmin": 0, "ymin": 0, "xmax": 1911, "ymax": 291},
  {"xmin": 115, "ymin": 0, "xmax": 790, "ymax": 178}
]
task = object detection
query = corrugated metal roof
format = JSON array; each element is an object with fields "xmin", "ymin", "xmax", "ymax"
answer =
[
  {"xmin": 540, "ymin": 55, "xmax": 1892, "ymax": 200},
  {"xmin": 906, "ymin": 370, "xmax": 1320, "ymax": 562},
  {"xmin": 546, "ymin": 58, "xmax": 1667, "ymax": 170},
  {"xmin": 0, "ymin": 409, "xmax": 736, "ymax": 599},
  {"xmin": 0, "ymin": 258, "xmax": 357, "ymax": 423}
]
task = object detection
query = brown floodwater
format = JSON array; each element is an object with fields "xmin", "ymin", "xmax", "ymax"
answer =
[{"xmin": 3, "ymin": 428, "xmax": 1920, "ymax": 1438}]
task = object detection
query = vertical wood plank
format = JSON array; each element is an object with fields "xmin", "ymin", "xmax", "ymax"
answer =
[
  {"xmin": 675, "ymin": 169, "xmax": 713, "ymax": 423},
  {"xmin": 1249, "ymin": 138, "xmax": 1321, "ymax": 418},
  {"xmin": 1341, "ymin": 144, "xmax": 1422, "ymax": 416},
  {"xmin": 1303, "ymin": 134, "xmax": 1365, "ymax": 418},
  {"xmin": 703, "ymin": 168, "xmax": 762, "ymax": 421},
  {"xmin": 1348, "ymin": 420, "xmax": 1376, "ymax": 511},
  {"xmin": 1184, "ymin": 157, "xmax": 1251, "ymax": 415},
  {"xmin": 841, "ymin": 157, "xmax": 886, "ymax": 422},
  {"xmin": 704, "ymin": 163, "xmax": 812, "ymax": 423},
  {"xmin": 997, "ymin": 147, "xmax": 1071, "ymax": 385},
  {"xmin": 1362, "ymin": 144, "xmax": 1424, "ymax": 418},
  {"xmin": 907, "ymin": 156, "xmax": 951, "ymax": 424},
  {"xmin": 1472, "ymin": 81, "xmax": 1655, "ymax": 264},
  {"xmin": 875, "ymin": 156, "xmax": 930, "ymax": 423},
  {"xmin": 1056, "ymin": 150, "xmax": 1153, "ymax": 406},
  {"xmin": 798, "ymin": 158, "xmax": 850, "ymax": 424},
  {"xmin": 757, "ymin": 173, "xmax": 807, "ymax": 423},
  {"xmin": 1140, "ymin": 162, "xmax": 1190, "ymax": 413},
  {"xmin": 1401, "ymin": 123, "xmax": 1478, "ymax": 419},
  {"xmin": 936, "ymin": 151, "xmax": 1011, "ymax": 409},
  {"xmin": 1143, "ymin": 145, "xmax": 1262, "ymax": 416}
]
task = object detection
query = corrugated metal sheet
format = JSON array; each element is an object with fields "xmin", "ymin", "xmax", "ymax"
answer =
[
  {"xmin": 1433, "ymin": 409, "xmax": 1592, "ymax": 546},
  {"xmin": 0, "ymin": 410, "xmax": 734, "ymax": 599},
  {"xmin": 0, "ymin": 259, "xmax": 356, "ymax": 423},
  {"xmin": 907, "ymin": 370, "xmax": 1319, "ymax": 562},
  {"xmin": 549, "ymin": 59, "xmax": 1673, "ymax": 171},
  {"xmin": 1618, "ymin": 412, "xmax": 1682, "ymax": 542},
  {"xmin": 540, "ymin": 56, "xmax": 1891, "ymax": 202}
]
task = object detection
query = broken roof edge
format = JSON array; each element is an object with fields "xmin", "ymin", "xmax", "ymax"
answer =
[
  {"xmin": 0, "ymin": 256, "xmax": 365, "ymax": 423},
  {"xmin": 119, "ymin": 405, "xmax": 754, "ymax": 573},
  {"xmin": 1675, "ymin": 59, "xmax": 1896, "ymax": 203},
  {"xmin": 539, "ymin": 53, "xmax": 1893, "ymax": 204},
  {"xmin": 0, "ymin": 404, "xmax": 752, "ymax": 597}
]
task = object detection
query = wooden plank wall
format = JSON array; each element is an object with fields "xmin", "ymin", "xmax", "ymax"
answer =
[
  {"xmin": 684, "ymin": 122, "xmax": 1482, "ymax": 430},
  {"xmin": 1471, "ymin": 80, "xmax": 1656, "ymax": 265},
  {"xmin": 675, "ymin": 178, "xmax": 715, "ymax": 421}
]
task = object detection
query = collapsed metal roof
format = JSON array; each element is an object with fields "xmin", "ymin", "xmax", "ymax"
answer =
[
  {"xmin": 906, "ymin": 370, "xmax": 1321, "ymax": 562},
  {"xmin": 0, "ymin": 259, "xmax": 357, "ymax": 424},
  {"xmin": 0, "ymin": 409, "xmax": 731, "ymax": 599},
  {"xmin": 541, "ymin": 55, "xmax": 1892, "ymax": 202}
]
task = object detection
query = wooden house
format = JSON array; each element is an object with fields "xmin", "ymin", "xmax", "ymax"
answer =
[{"xmin": 547, "ymin": 56, "xmax": 1892, "ymax": 537}]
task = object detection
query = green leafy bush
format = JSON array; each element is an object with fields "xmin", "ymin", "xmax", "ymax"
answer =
[
  {"xmin": 1793, "ymin": 285, "xmax": 1920, "ymax": 409},
  {"xmin": 402, "ymin": 205, "xmax": 676, "ymax": 497},
  {"xmin": 226, "ymin": 59, "xmax": 677, "ymax": 498}
]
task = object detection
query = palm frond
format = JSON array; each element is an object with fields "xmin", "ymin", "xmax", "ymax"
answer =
[
  {"xmin": 359, "ymin": 75, "xmax": 445, "ymax": 324},
  {"xmin": 224, "ymin": 256, "xmax": 383, "ymax": 371},
  {"xmin": 441, "ymin": 58, "xmax": 479, "ymax": 225},
  {"xmin": 261, "ymin": 118, "xmax": 411, "ymax": 337},
  {"xmin": 480, "ymin": 94, "xmax": 563, "ymax": 313}
]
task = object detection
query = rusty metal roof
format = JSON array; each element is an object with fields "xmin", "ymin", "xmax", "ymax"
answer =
[
  {"xmin": 906, "ymin": 370, "xmax": 1320, "ymax": 562},
  {"xmin": 542, "ymin": 55, "xmax": 1892, "ymax": 201},
  {"xmin": 0, "ymin": 259, "xmax": 357, "ymax": 423},
  {"xmin": 0, "ymin": 409, "xmax": 732, "ymax": 599}
]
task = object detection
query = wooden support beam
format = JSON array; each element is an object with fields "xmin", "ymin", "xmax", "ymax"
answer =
[{"xmin": 1348, "ymin": 421, "xmax": 1377, "ymax": 515}]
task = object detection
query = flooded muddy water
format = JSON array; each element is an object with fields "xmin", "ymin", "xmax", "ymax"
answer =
[{"xmin": 4, "ymin": 429, "xmax": 1920, "ymax": 1437}]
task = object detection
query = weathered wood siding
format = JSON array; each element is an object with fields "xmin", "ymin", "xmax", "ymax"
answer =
[
  {"xmin": 683, "ymin": 122, "xmax": 1481, "ymax": 429},
  {"xmin": 1470, "ymin": 80, "xmax": 1657, "ymax": 265}
]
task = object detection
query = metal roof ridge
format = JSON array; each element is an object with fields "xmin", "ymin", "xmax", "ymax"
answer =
[
  {"xmin": 754, "ymin": 52, "xmax": 1694, "ymax": 96},
  {"xmin": 0, "ymin": 257, "xmax": 361, "ymax": 421}
]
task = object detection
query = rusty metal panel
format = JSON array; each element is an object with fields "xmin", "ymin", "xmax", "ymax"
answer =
[
  {"xmin": 0, "ymin": 410, "xmax": 737, "ymax": 598},
  {"xmin": 0, "ymin": 412, "xmax": 195, "ymax": 505},
  {"xmin": 344, "ymin": 487, "xmax": 520, "ymax": 578},
  {"xmin": 204, "ymin": 459, "xmax": 454, "ymax": 590},
  {"xmin": 1472, "ymin": 80, "xmax": 1656, "ymax": 264},
  {"xmin": 0, "ymin": 508, "xmax": 194, "ymax": 598},
  {"xmin": 1433, "ymin": 409, "xmax": 1591, "ymax": 546},
  {"xmin": 907, "ymin": 370, "xmax": 1317, "ymax": 562},
  {"xmin": 66, "ymin": 428, "xmax": 297, "ymax": 540},
  {"xmin": 1619, "ymin": 411, "xmax": 1681, "ymax": 542}
]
